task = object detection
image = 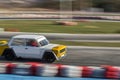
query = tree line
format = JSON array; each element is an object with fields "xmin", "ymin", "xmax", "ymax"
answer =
[{"xmin": 33, "ymin": 0, "xmax": 120, "ymax": 12}]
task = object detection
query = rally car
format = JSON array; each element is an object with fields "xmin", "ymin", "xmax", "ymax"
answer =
[{"xmin": 0, "ymin": 35, "xmax": 67, "ymax": 63}]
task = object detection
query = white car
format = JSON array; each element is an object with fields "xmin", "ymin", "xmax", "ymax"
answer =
[{"xmin": 0, "ymin": 35, "xmax": 67, "ymax": 63}]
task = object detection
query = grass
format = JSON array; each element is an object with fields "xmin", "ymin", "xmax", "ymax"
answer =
[
  {"xmin": 50, "ymin": 40, "xmax": 120, "ymax": 47},
  {"xmin": 0, "ymin": 20, "xmax": 120, "ymax": 47},
  {"xmin": 0, "ymin": 20, "xmax": 120, "ymax": 34}
]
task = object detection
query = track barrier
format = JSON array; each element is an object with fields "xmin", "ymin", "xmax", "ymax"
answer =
[
  {"xmin": 36, "ymin": 64, "xmax": 58, "ymax": 77},
  {"xmin": 58, "ymin": 65, "xmax": 82, "ymax": 77},
  {"xmin": 103, "ymin": 65, "xmax": 120, "ymax": 79},
  {"xmin": 0, "ymin": 62, "xmax": 120, "ymax": 79}
]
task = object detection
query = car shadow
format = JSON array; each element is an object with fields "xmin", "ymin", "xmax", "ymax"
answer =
[{"xmin": 0, "ymin": 56, "xmax": 56, "ymax": 64}]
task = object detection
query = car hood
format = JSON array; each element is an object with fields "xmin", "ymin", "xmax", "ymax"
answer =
[{"xmin": 41, "ymin": 44, "xmax": 59, "ymax": 50}]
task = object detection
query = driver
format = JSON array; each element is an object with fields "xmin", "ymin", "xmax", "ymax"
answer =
[{"xmin": 30, "ymin": 40, "xmax": 38, "ymax": 47}]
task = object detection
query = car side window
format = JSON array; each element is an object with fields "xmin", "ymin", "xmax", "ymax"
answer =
[
  {"xmin": 11, "ymin": 38, "xmax": 25, "ymax": 46},
  {"xmin": 26, "ymin": 39, "xmax": 38, "ymax": 47}
]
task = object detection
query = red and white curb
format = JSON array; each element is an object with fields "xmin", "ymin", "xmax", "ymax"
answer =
[{"xmin": 0, "ymin": 62, "xmax": 120, "ymax": 79}]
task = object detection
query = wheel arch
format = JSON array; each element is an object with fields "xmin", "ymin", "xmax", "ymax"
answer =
[
  {"xmin": 43, "ymin": 51, "xmax": 58, "ymax": 60},
  {"xmin": 2, "ymin": 48, "xmax": 15, "ymax": 56}
]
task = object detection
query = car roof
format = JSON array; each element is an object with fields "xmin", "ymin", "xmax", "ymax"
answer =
[{"xmin": 13, "ymin": 35, "xmax": 45, "ymax": 39}]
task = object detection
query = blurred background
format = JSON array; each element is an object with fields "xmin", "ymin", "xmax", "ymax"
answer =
[
  {"xmin": 0, "ymin": 0, "xmax": 119, "ymax": 21},
  {"xmin": 0, "ymin": 0, "xmax": 120, "ymax": 12},
  {"xmin": 0, "ymin": 0, "xmax": 119, "ymax": 12}
]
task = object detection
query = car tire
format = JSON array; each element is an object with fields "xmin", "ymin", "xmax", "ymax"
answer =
[
  {"xmin": 42, "ymin": 52, "xmax": 56, "ymax": 63},
  {"xmin": 4, "ymin": 49, "xmax": 16, "ymax": 60}
]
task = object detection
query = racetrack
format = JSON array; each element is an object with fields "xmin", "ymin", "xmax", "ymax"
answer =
[
  {"xmin": 0, "ymin": 32, "xmax": 120, "ymax": 66},
  {"xmin": 55, "ymin": 46, "xmax": 120, "ymax": 66},
  {"xmin": 1, "ymin": 32, "xmax": 120, "ymax": 41},
  {"xmin": 0, "ymin": 46, "xmax": 120, "ymax": 66}
]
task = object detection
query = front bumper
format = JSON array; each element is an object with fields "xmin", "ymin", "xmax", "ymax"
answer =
[
  {"xmin": 58, "ymin": 53, "xmax": 67, "ymax": 60},
  {"xmin": 52, "ymin": 45, "xmax": 67, "ymax": 60}
]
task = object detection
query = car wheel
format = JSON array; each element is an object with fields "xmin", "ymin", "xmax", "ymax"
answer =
[
  {"xmin": 5, "ymin": 50, "xmax": 16, "ymax": 60},
  {"xmin": 42, "ymin": 52, "xmax": 56, "ymax": 63}
]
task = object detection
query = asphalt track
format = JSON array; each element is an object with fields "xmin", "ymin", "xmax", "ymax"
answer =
[
  {"xmin": 0, "ymin": 46, "xmax": 120, "ymax": 66},
  {"xmin": 0, "ymin": 32, "xmax": 120, "ymax": 66},
  {"xmin": 1, "ymin": 32, "xmax": 120, "ymax": 41},
  {"xmin": 55, "ymin": 46, "xmax": 120, "ymax": 66}
]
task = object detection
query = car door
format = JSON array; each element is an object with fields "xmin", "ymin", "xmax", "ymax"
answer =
[
  {"xmin": 9, "ymin": 38, "xmax": 27, "ymax": 57},
  {"xmin": 24, "ymin": 39, "xmax": 44, "ymax": 59}
]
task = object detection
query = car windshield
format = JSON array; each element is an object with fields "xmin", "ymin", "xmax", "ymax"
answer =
[{"xmin": 39, "ymin": 39, "xmax": 49, "ymax": 46}]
